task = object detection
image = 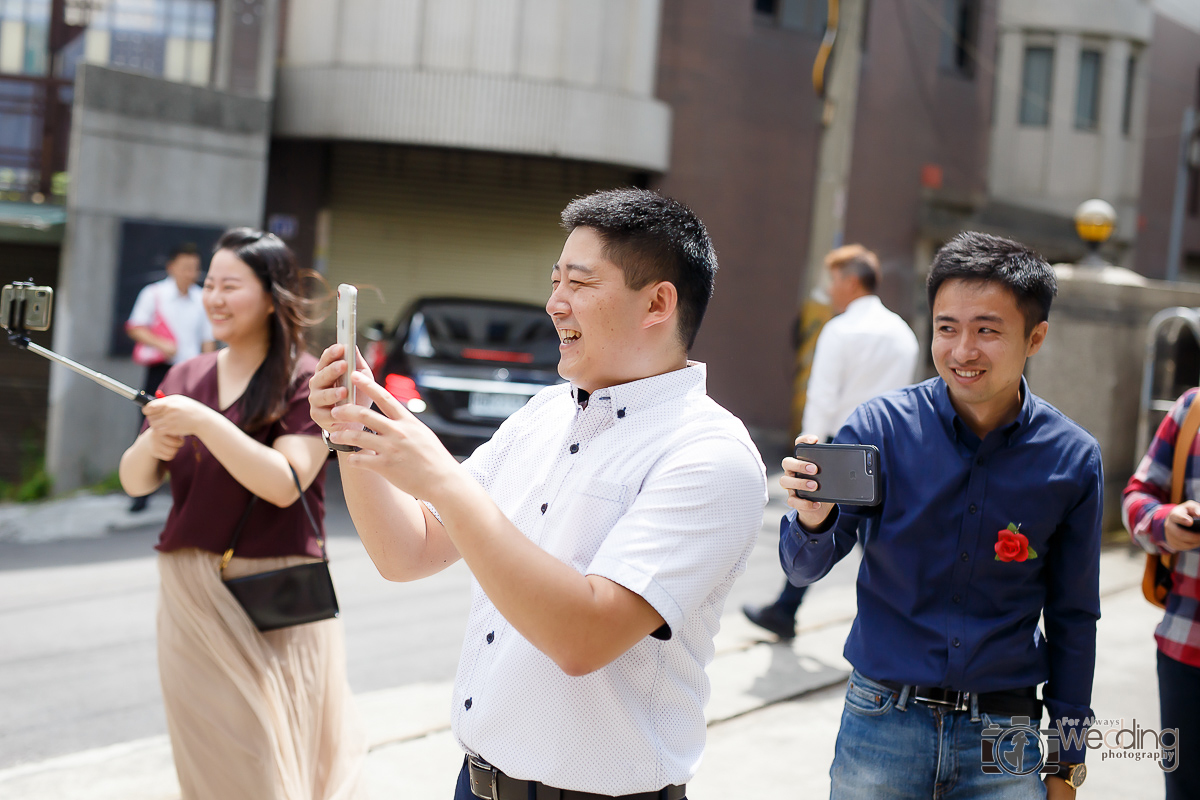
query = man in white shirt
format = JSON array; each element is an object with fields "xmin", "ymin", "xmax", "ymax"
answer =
[
  {"xmin": 126, "ymin": 243, "xmax": 214, "ymax": 392},
  {"xmin": 744, "ymin": 244, "xmax": 918, "ymax": 640},
  {"xmin": 309, "ymin": 189, "xmax": 768, "ymax": 799},
  {"xmin": 125, "ymin": 243, "xmax": 214, "ymax": 512}
]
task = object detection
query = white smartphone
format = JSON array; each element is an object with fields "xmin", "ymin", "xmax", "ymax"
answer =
[
  {"xmin": 336, "ymin": 283, "xmax": 358, "ymax": 406},
  {"xmin": 331, "ymin": 284, "xmax": 361, "ymax": 453}
]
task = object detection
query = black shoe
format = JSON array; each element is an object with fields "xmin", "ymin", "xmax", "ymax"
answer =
[
  {"xmin": 129, "ymin": 495, "xmax": 149, "ymax": 513},
  {"xmin": 743, "ymin": 603, "xmax": 796, "ymax": 640}
]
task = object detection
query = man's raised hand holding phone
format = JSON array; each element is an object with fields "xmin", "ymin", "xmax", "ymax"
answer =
[{"xmin": 781, "ymin": 433, "xmax": 834, "ymax": 530}]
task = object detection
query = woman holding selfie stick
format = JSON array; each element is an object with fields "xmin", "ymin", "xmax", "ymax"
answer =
[{"xmin": 118, "ymin": 229, "xmax": 366, "ymax": 800}]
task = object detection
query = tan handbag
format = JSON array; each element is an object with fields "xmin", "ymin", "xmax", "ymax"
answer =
[{"xmin": 1142, "ymin": 394, "xmax": 1200, "ymax": 608}]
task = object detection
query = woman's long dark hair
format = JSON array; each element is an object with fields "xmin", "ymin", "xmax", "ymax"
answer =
[{"xmin": 214, "ymin": 228, "xmax": 330, "ymax": 433}]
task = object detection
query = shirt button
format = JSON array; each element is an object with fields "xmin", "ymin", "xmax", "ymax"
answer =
[
  {"xmin": 969, "ymin": 504, "xmax": 977, "ymax": 514},
  {"xmin": 953, "ymin": 594, "xmax": 961, "ymax": 604},
  {"xmin": 952, "ymin": 638, "xmax": 961, "ymax": 648},
  {"xmin": 540, "ymin": 503, "xmax": 547, "ymax": 514},
  {"xmin": 961, "ymin": 552, "xmax": 969, "ymax": 562},
  {"xmin": 617, "ymin": 408, "xmax": 626, "ymax": 418},
  {"xmin": 569, "ymin": 443, "xmax": 579, "ymax": 454},
  {"xmin": 464, "ymin": 698, "xmax": 473, "ymax": 710},
  {"xmin": 486, "ymin": 631, "xmax": 494, "ymax": 644}
]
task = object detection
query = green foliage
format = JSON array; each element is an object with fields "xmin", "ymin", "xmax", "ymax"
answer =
[
  {"xmin": 0, "ymin": 433, "xmax": 52, "ymax": 503},
  {"xmin": 87, "ymin": 471, "xmax": 125, "ymax": 496}
]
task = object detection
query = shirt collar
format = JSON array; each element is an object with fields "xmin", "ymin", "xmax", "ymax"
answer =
[
  {"xmin": 934, "ymin": 375, "xmax": 1033, "ymax": 450},
  {"xmin": 570, "ymin": 362, "xmax": 708, "ymax": 421},
  {"xmin": 844, "ymin": 294, "xmax": 882, "ymax": 315}
]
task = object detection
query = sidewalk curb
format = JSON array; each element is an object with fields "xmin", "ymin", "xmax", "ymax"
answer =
[{"xmin": 0, "ymin": 493, "xmax": 168, "ymax": 544}]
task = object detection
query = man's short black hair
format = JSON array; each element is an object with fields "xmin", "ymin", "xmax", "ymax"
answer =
[
  {"xmin": 561, "ymin": 188, "xmax": 717, "ymax": 350},
  {"xmin": 927, "ymin": 232, "xmax": 1057, "ymax": 336},
  {"xmin": 168, "ymin": 242, "xmax": 199, "ymax": 263}
]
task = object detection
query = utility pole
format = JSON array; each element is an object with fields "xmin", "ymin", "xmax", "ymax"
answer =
[{"xmin": 790, "ymin": 0, "xmax": 867, "ymax": 436}]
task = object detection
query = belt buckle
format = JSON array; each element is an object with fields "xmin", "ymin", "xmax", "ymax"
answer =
[
  {"xmin": 916, "ymin": 689, "xmax": 971, "ymax": 712},
  {"xmin": 468, "ymin": 756, "xmax": 499, "ymax": 800}
]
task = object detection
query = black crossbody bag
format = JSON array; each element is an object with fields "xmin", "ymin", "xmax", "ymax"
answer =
[{"xmin": 220, "ymin": 466, "xmax": 339, "ymax": 632}]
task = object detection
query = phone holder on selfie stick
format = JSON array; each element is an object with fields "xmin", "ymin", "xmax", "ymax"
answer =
[{"xmin": 4, "ymin": 280, "xmax": 156, "ymax": 406}]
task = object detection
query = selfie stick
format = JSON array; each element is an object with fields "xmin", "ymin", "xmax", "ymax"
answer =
[{"xmin": 6, "ymin": 330, "xmax": 155, "ymax": 406}]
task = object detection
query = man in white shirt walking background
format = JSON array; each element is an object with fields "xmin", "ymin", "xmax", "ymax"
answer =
[
  {"xmin": 744, "ymin": 244, "xmax": 918, "ymax": 640},
  {"xmin": 309, "ymin": 188, "xmax": 768, "ymax": 800},
  {"xmin": 125, "ymin": 242, "xmax": 214, "ymax": 511}
]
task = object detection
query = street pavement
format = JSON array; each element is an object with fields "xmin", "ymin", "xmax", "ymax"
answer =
[{"xmin": 0, "ymin": 468, "xmax": 1170, "ymax": 799}]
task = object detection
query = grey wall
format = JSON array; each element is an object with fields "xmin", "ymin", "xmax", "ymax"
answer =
[
  {"xmin": 1025, "ymin": 268, "xmax": 1200, "ymax": 529},
  {"xmin": 46, "ymin": 66, "xmax": 270, "ymax": 492}
]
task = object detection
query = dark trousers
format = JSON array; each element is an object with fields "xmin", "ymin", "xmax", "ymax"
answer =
[
  {"xmin": 452, "ymin": 759, "xmax": 687, "ymax": 799},
  {"xmin": 774, "ymin": 580, "xmax": 808, "ymax": 617},
  {"xmin": 1158, "ymin": 650, "xmax": 1200, "ymax": 800},
  {"xmin": 143, "ymin": 362, "xmax": 171, "ymax": 396},
  {"xmin": 453, "ymin": 761, "xmax": 473, "ymax": 800}
]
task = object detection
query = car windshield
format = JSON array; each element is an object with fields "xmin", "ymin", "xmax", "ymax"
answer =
[{"xmin": 404, "ymin": 301, "xmax": 560, "ymax": 367}]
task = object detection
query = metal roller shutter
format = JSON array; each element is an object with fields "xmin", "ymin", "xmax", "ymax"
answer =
[{"xmin": 325, "ymin": 143, "xmax": 636, "ymax": 330}]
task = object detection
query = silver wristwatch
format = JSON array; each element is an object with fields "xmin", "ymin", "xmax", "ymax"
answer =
[{"xmin": 322, "ymin": 428, "xmax": 359, "ymax": 453}]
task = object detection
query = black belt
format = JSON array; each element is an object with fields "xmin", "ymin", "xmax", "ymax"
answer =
[
  {"xmin": 467, "ymin": 756, "xmax": 686, "ymax": 800},
  {"xmin": 875, "ymin": 680, "xmax": 1043, "ymax": 718}
]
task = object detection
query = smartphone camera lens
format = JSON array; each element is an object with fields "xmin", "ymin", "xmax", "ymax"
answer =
[{"xmin": 866, "ymin": 451, "xmax": 874, "ymax": 475}]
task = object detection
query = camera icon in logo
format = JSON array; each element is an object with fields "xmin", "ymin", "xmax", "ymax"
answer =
[{"xmin": 981, "ymin": 716, "xmax": 1061, "ymax": 776}]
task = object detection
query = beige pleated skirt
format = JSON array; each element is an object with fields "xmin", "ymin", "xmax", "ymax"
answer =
[{"xmin": 156, "ymin": 549, "xmax": 367, "ymax": 800}]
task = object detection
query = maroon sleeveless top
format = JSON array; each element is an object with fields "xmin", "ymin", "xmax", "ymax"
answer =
[{"xmin": 148, "ymin": 351, "xmax": 329, "ymax": 559}]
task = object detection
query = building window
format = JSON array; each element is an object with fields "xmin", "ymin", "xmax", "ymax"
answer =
[
  {"xmin": 0, "ymin": 0, "xmax": 50, "ymax": 76},
  {"xmin": 1075, "ymin": 49, "xmax": 1103, "ymax": 131},
  {"xmin": 1019, "ymin": 46, "xmax": 1054, "ymax": 127},
  {"xmin": 939, "ymin": 0, "xmax": 978, "ymax": 78},
  {"xmin": 85, "ymin": 0, "xmax": 215, "ymax": 85},
  {"xmin": 1121, "ymin": 55, "xmax": 1136, "ymax": 136}
]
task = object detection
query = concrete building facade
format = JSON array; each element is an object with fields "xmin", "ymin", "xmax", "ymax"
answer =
[{"xmin": 11, "ymin": 0, "xmax": 1200, "ymax": 490}]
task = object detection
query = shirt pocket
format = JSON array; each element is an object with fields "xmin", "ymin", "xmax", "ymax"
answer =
[
  {"xmin": 551, "ymin": 479, "xmax": 633, "ymax": 569},
  {"xmin": 580, "ymin": 479, "xmax": 628, "ymax": 505}
]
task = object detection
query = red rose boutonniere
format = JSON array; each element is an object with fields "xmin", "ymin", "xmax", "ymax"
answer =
[{"xmin": 994, "ymin": 523, "xmax": 1037, "ymax": 562}]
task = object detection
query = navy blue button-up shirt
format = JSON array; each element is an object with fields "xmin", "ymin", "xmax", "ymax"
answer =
[{"xmin": 781, "ymin": 377, "xmax": 1102, "ymax": 762}]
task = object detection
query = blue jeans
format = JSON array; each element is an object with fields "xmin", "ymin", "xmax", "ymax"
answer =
[{"xmin": 830, "ymin": 671, "xmax": 1047, "ymax": 800}]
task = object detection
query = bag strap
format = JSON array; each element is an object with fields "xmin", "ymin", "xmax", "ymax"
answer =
[
  {"xmin": 1171, "ymin": 392, "xmax": 1200, "ymax": 504},
  {"xmin": 220, "ymin": 465, "xmax": 325, "ymax": 574}
]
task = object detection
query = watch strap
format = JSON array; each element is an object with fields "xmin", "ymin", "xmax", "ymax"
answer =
[{"xmin": 323, "ymin": 428, "xmax": 360, "ymax": 453}]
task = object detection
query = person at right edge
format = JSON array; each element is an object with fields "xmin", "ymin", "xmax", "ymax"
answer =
[
  {"xmin": 780, "ymin": 232, "xmax": 1101, "ymax": 799},
  {"xmin": 1123, "ymin": 387, "xmax": 1200, "ymax": 800}
]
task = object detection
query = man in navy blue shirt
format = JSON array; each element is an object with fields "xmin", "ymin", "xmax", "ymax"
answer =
[{"xmin": 781, "ymin": 232, "xmax": 1101, "ymax": 799}]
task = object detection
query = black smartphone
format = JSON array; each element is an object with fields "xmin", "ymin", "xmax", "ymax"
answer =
[{"xmin": 792, "ymin": 443, "xmax": 882, "ymax": 506}]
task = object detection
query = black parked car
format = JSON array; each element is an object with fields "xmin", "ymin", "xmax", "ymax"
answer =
[{"xmin": 370, "ymin": 297, "xmax": 564, "ymax": 455}]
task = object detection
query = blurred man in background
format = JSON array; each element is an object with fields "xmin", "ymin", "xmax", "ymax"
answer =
[
  {"xmin": 125, "ymin": 242, "xmax": 214, "ymax": 511},
  {"xmin": 744, "ymin": 244, "xmax": 918, "ymax": 640}
]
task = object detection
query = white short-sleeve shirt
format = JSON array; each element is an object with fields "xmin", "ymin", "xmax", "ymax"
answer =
[
  {"xmin": 449, "ymin": 362, "xmax": 767, "ymax": 795},
  {"xmin": 127, "ymin": 277, "xmax": 212, "ymax": 364},
  {"xmin": 802, "ymin": 294, "xmax": 919, "ymax": 440}
]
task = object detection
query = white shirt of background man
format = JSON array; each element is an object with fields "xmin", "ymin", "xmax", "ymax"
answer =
[
  {"xmin": 802, "ymin": 294, "xmax": 920, "ymax": 440},
  {"xmin": 446, "ymin": 362, "xmax": 767, "ymax": 795},
  {"xmin": 127, "ymin": 276, "xmax": 213, "ymax": 364}
]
